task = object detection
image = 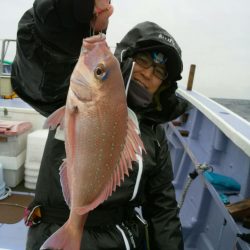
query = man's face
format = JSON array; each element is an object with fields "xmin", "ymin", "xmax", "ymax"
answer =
[{"xmin": 132, "ymin": 52, "xmax": 167, "ymax": 95}]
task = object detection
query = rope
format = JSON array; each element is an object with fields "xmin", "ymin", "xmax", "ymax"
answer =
[{"xmin": 178, "ymin": 163, "xmax": 213, "ymax": 209}]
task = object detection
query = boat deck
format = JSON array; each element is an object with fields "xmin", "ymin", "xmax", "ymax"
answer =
[
  {"xmin": 0, "ymin": 96, "xmax": 250, "ymax": 249},
  {"xmin": 0, "ymin": 220, "xmax": 28, "ymax": 250},
  {"xmin": 0, "ymin": 182, "xmax": 34, "ymax": 250}
]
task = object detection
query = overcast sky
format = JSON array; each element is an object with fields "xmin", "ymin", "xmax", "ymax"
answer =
[{"xmin": 1, "ymin": 0, "xmax": 250, "ymax": 99}]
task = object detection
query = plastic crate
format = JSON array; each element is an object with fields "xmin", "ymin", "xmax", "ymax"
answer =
[
  {"xmin": 24, "ymin": 129, "xmax": 48, "ymax": 190},
  {"xmin": 0, "ymin": 120, "xmax": 32, "ymax": 156},
  {"xmin": 0, "ymin": 120, "xmax": 32, "ymax": 187},
  {"xmin": 1, "ymin": 150, "xmax": 26, "ymax": 187}
]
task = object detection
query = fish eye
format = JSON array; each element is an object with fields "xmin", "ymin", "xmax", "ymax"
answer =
[{"xmin": 94, "ymin": 63, "xmax": 106, "ymax": 80}]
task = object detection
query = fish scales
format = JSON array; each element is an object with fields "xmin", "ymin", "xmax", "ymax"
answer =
[{"xmin": 41, "ymin": 34, "xmax": 144, "ymax": 250}]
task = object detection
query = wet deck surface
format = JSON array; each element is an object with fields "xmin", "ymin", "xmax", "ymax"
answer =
[{"xmin": 213, "ymin": 98, "xmax": 250, "ymax": 122}]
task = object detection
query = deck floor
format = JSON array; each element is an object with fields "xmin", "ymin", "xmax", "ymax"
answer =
[
  {"xmin": 0, "ymin": 182, "xmax": 34, "ymax": 249},
  {"xmin": 0, "ymin": 220, "xmax": 28, "ymax": 250}
]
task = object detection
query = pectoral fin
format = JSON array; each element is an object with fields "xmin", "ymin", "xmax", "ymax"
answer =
[{"xmin": 43, "ymin": 106, "xmax": 65, "ymax": 130}]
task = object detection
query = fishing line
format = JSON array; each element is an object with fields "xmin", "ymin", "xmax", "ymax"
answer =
[
  {"xmin": 125, "ymin": 61, "xmax": 135, "ymax": 97},
  {"xmin": 120, "ymin": 49, "xmax": 127, "ymax": 63},
  {"xmin": 0, "ymin": 188, "xmax": 33, "ymax": 208},
  {"xmin": 0, "ymin": 202, "xmax": 26, "ymax": 209}
]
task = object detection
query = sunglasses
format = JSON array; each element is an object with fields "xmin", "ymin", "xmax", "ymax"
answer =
[{"xmin": 134, "ymin": 52, "xmax": 168, "ymax": 80}]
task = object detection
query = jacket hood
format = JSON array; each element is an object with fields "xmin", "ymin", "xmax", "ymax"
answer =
[
  {"xmin": 114, "ymin": 21, "xmax": 187, "ymax": 124},
  {"xmin": 114, "ymin": 21, "xmax": 183, "ymax": 82}
]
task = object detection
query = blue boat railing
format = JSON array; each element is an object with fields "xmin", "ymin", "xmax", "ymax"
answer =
[{"xmin": 166, "ymin": 85, "xmax": 250, "ymax": 250}]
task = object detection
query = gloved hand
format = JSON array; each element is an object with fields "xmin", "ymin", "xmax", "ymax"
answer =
[{"xmin": 91, "ymin": 0, "xmax": 114, "ymax": 32}]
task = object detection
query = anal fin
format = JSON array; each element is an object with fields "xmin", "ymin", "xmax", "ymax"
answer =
[{"xmin": 60, "ymin": 160, "xmax": 71, "ymax": 207}]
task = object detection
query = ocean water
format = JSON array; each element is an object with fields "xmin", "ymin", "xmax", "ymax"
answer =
[{"xmin": 213, "ymin": 98, "xmax": 250, "ymax": 123}]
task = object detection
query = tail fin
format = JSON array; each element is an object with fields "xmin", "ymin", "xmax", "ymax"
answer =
[{"xmin": 40, "ymin": 221, "xmax": 82, "ymax": 250}]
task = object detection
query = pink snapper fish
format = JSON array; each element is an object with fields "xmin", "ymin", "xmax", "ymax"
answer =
[{"xmin": 40, "ymin": 34, "xmax": 144, "ymax": 250}]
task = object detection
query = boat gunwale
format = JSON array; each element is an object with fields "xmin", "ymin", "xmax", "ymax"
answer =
[{"xmin": 177, "ymin": 86, "xmax": 250, "ymax": 157}]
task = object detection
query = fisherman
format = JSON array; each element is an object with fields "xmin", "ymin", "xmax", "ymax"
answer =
[{"xmin": 11, "ymin": 1, "xmax": 186, "ymax": 249}]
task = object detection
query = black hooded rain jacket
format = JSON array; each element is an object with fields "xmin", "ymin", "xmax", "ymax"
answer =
[{"xmin": 11, "ymin": 2, "xmax": 186, "ymax": 248}]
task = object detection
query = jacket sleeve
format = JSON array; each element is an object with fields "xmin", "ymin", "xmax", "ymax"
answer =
[
  {"xmin": 11, "ymin": 0, "xmax": 95, "ymax": 117},
  {"xmin": 142, "ymin": 125, "xmax": 184, "ymax": 250},
  {"xmin": 34, "ymin": 0, "xmax": 94, "ymax": 25}
]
